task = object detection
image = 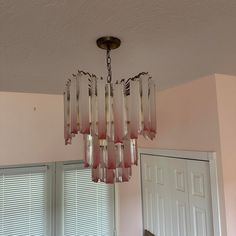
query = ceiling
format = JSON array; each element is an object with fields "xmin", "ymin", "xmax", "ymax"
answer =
[{"xmin": 1, "ymin": 0, "xmax": 236, "ymax": 94}]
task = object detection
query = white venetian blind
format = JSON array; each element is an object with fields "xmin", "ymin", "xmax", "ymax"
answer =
[
  {"xmin": 0, "ymin": 166, "xmax": 47, "ymax": 236},
  {"xmin": 63, "ymin": 165, "xmax": 115, "ymax": 236}
]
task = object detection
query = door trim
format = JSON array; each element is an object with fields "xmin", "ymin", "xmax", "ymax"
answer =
[{"xmin": 139, "ymin": 148, "xmax": 224, "ymax": 236}]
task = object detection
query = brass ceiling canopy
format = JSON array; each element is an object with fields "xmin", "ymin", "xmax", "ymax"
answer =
[{"xmin": 96, "ymin": 36, "xmax": 121, "ymax": 50}]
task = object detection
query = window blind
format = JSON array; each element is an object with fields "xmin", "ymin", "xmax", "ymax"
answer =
[
  {"xmin": 63, "ymin": 165, "xmax": 115, "ymax": 236},
  {"xmin": 0, "ymin": 166, "xmax": 48, "ymax": 236}
]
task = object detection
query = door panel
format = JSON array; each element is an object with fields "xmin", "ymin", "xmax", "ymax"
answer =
[
  {"xmin": 187, "ymin": 160, "xmax": 214, "ymax": 236},
  {"xmin": 168, "ymin": 158, "xmax": 190, "ymax": 236},
  {"xmin": 141, "ymin": 155, "xmax": 172, "ymax": 236},
  {"xmin": 152, "ymin": 156, "xmax": 172, "ymax": 236},
  {"xmin": 142, "ymin": 158, "xmax": 154, "ymax": 232}
]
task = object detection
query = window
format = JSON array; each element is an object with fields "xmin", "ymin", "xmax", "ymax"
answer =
[
  {"xmin": 0, "ymin": 165, "xmax": 52, "ymax": 236},
  {"xmin": 0, "ymin": 162, "xmax": 115, "ymax": 236},
  {"xmin": 62, "ymin": 164, "xmax": 115, "ymax": 236}
]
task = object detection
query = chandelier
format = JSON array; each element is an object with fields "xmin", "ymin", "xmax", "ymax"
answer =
[{"xmin": 64, "ymin": 36, "xmax": 157, "ymax": 183}]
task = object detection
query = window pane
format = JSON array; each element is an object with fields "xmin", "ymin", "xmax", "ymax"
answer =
[
  {"xmin": 0, "ymin": 167, "xmax": 47, "ymax": 236},
  {"xmin": 64, "ymin": 166, "xmax": 115, "ymax": 236}
]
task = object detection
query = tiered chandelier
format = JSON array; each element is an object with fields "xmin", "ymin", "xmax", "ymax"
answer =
[{"xmin": 64, "ymin": 36, "xmax": 157, "ymax": 183}]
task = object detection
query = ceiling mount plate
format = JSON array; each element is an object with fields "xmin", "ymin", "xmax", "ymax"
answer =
[{"xmin": 96, "ymin": 36, "xmax": 121, "ymax": 50}]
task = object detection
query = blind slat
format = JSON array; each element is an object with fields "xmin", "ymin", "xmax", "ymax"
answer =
[
  {"xmin": 0, "ymin": 167, "xmax": 47, "ymax": 236},
  {"xmin": 64, "ymin": 167, "xmax": 115, "ymax": 236}
]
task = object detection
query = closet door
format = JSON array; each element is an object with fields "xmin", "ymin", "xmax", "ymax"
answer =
[
  {"xmin": 141, "ymin": 155, "xmax": 172, "ymax": 236},
  {"xmin": 168, "ymin": 158, "xmax": 191, "ymax": 236},
  {"xmin": 141, "ymin": 154, "xmax": 214, "ymax": 236},
  {"xmin": 187, "ymin": 160, "xmax": 214, "ymax": 236}
]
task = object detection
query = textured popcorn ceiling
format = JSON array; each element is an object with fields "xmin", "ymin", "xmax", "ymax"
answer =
[{"xmin": 1, "ymin": 0, "xmax": 236, "ymax": 94}]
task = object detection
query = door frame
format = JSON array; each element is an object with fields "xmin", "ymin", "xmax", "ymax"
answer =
[{"xmin": 139, "ymin": 148, "xmax": 224, "ymax": 236}]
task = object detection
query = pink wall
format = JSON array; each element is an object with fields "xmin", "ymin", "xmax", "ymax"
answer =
[
  {"xmin": 0, "ymin": 92, "xmax": 83, "ymax": 165},
  {"xmin": 1, "ymin": 74, "xmax": 236, "ymax": 236},
  {"xmin": 116, "ymin": 165, "xmax": 142, "ymax": 236},
  {"xmin": 118, "ymin": 75, "xmax": 227, "ymax": 236},
  {"xmin": 138, "ymin": 75, "xmax": 220, "ymax": 151},
  {"xmin": 215, "ymin": 74, "xmax": 236, "ymax": 236}
]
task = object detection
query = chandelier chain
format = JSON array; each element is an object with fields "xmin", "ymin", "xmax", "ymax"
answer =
[{"xmin": 106, "ymin": 48, "xmax": 112, "ymax": 83}]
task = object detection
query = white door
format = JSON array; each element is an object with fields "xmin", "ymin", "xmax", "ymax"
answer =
[
  {"xmin": 187, "ymin": 160, "xmax": 214, "ymax": 236},
  {"xmin": 141, "ymin": 154, "xmax": 214, "ymax": 236},
  {"xmin": 168, "ymin": 158, "xmax": 191, "ymax": 236},
  {"xmin": 142, "ymin": 155, "xmax": 172, "ymax": 236}
]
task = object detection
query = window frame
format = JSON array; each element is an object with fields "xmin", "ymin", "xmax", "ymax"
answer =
[
  {"xmin": 0, "ymin": 162, "xmax": 55, "ymax": 236},
  {"xmin": 0, "ymin": 161, "xmax": 117, "ymax": 236},
  {"xmin": 55, "ymin": 160, "xmax": 117, "ymax": 236}
]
